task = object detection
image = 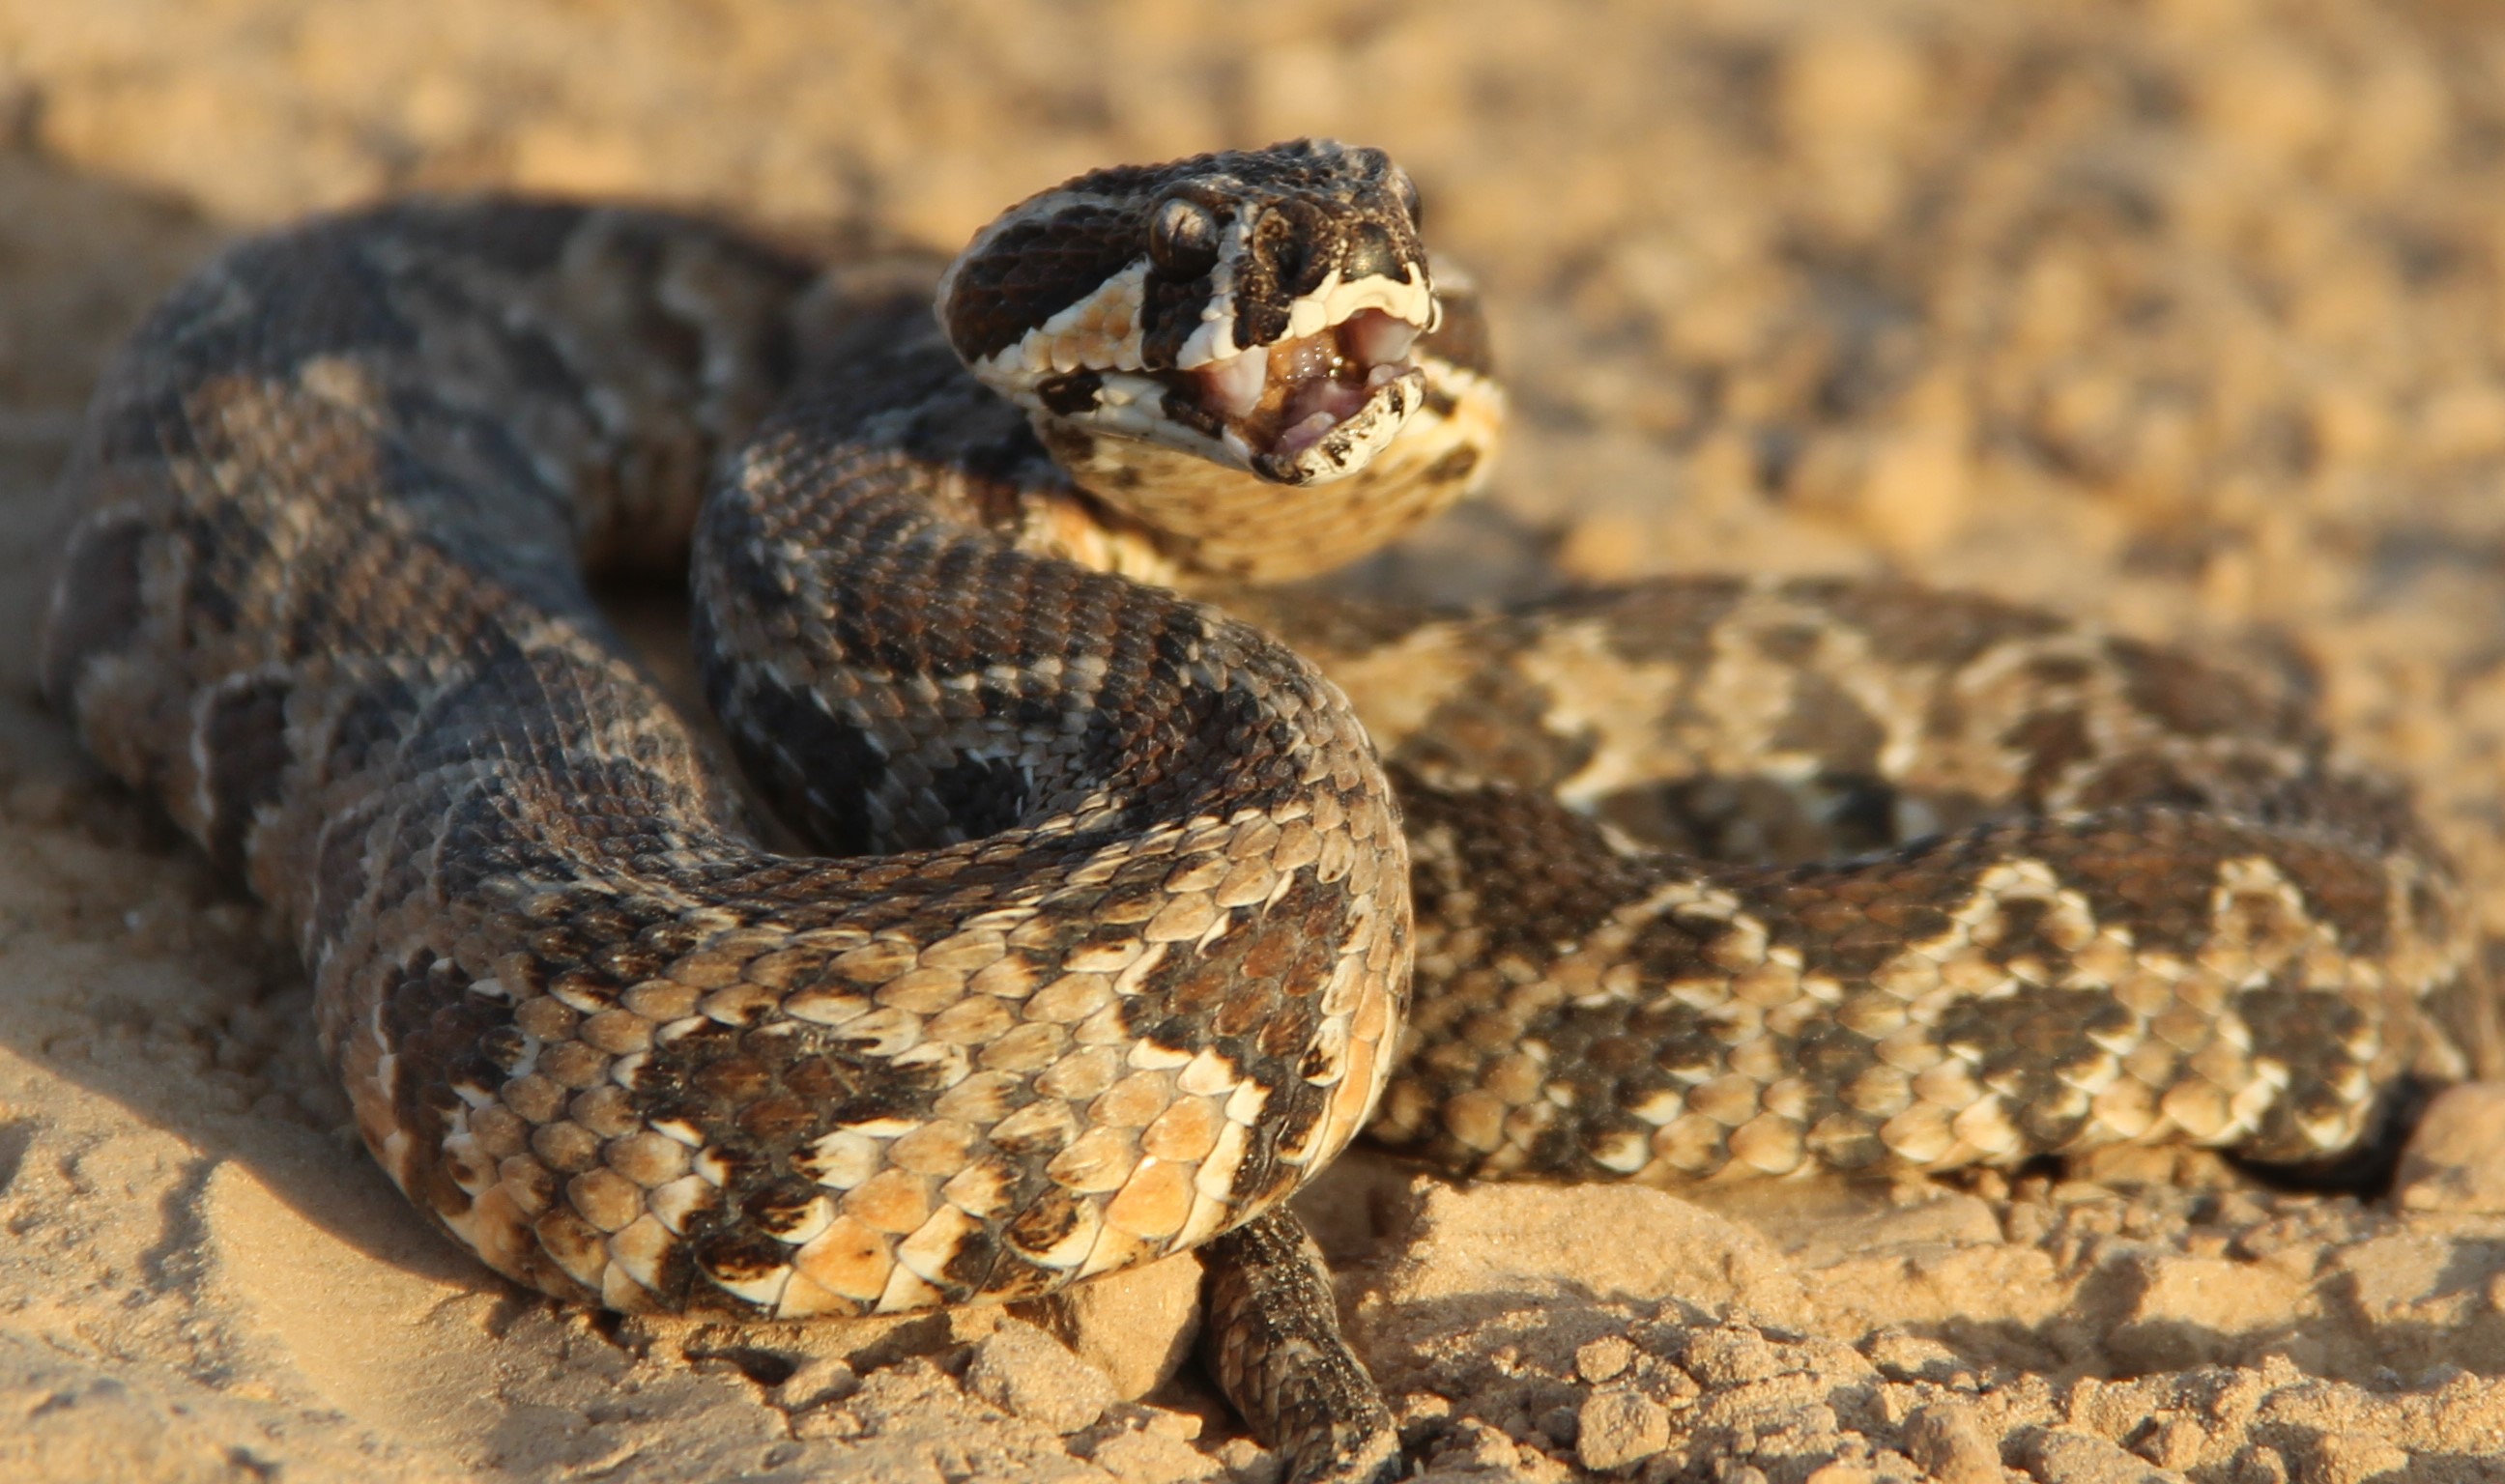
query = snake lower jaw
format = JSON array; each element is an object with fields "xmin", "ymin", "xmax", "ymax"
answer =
[{"xmin": 1234, "ymin": 361, "xmax": 1429, "ymax": 486}]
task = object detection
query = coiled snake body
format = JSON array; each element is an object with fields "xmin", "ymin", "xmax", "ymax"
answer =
[{"xmin": 38, "ymin": 141, "xmax": 2485, "ymax": 1481}]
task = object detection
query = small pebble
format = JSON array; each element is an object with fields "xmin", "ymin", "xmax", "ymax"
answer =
[
  {"xmin": 1901, "ymin": 1402, "xmax": 2001, "ymax": 1484},
  {"xmin": 2135, "ymin": 1418, "xmax": 2206, "ymax": 1471},
  {"xmin": 1682, "ymin": 1327, "xmax": 1785, "ymax": 1386},
  {"xmin": 771, "ymin": 1356, "xmax": 858, "ymax": 1413},
  {"xmin": 2023, "ymin": 1428, "xmax": 2178, "ymax": 1484},
  {"xmin": 2230, "ymin": 1444, "xmax": 2289, "ymax": 1484},
  {"xmin": 1214, "ymin": 1438, "xmax": 1282, "ymax": 1484},
  {"xmin": 1577, "ymin": 1335, "xmax": 1637, "ymax": 1384},
  {"xmin": 1577, "ymin": 1388, "xmax": 1672, "ymax": 1472},
  {"xmin": 2304, "ymin": 1435, "xmax": 2411, "ymax": 1484}
]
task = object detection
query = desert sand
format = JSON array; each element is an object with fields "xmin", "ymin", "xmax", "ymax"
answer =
[{"xmin": 5, "ymin": 2, "xmax": 2505, "ymax": 1480}]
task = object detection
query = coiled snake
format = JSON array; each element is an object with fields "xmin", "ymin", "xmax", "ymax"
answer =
[{"xmin": 36, "ymin": 141, "xmax": 2486, "ymax": 1482}]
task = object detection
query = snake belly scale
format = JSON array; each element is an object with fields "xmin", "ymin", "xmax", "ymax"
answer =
[{"xmin": 36, "ymin": 141, "xmax": 2486, "ymax": 1480}]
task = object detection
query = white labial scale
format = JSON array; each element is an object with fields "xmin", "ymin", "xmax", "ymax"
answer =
[{"xmin": 1171, "ymin": 216, "xmax": 1252, "ymax": 369}]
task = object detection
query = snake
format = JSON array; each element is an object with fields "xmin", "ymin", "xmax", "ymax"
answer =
[{"xmin": 35, "ymin": 139, "xmax": 2488, "ymax": 1482}]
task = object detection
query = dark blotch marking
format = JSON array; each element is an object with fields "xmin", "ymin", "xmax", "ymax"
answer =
[
  {"xmin": 305, "ymin": 801, "xmax": 380, "ymax": 959},
  {"xmin": 1392, "ymin": 661, "xmax": 1591, "ymax": 794},
  {"xmin": 824, "ymin": 1074, "xmax": 940, "ymax": 1132},
  {"xmin": 2004, "ymin": 708, "xmax": 2097, "ymax": 807},
  {"xmin": 178, "ymin": 499, "xmax": 279, "ymax": 638},
  {"xmin": 1423, "ymin": 445, "xmax": 1480, "ymax": 485},
  {"xmin": 1819, "ymin": 775, "xmax": 1905, "ymax": 855},
  {"xmin": 379, "ymin": 951, "xmax": 516, "ymax": 1225},
  {"xmin": 1398, "ymin": 769, "xmax": 1655, "ymax": 955},
  {"xmin": 971, "ymin": 1245, "xmax": 1067, "ymax": 1302},
  {"xmin": 1568, "ymin": 578, "xmax": 1750, "ymax": 671},
  {"xmin": 929, "ymin": 755, "xmax": 1029, "ymax": 842},
  {"xmin": 2111, "ymin": 640, "xmax": 2287, "ymax": 741},
  {"xmin": 724, "ymin": 682, "xmax": 887, "ymax": 855},
  {"xmin": 328, "ymin": 674, "xmax": 419, "ymax": 778},
  {"xmin": 1004, "ymin": 1185, "xmax": 1087, "ymax": 1259},
  {"xmin": 1802, "ymin": 580, "xmax": 2066, "ymax": 670},
  {"xmin": 741, "ymin": 1176, "xmax": 829, "ymax": 1239},
  {"xmin": 1768, "ymin": 673, "xmax": 1886, "ymax": 778},
  {"xmin": 735, "ymin": 1094, "xmax": 817, "ymax": 1145},
  {"xmin": 199, "ymin": 675, "xmax": 294, "ymax": 870},
  {"xmin": 933, "ymin": 1223, "xmax": 1006, "ymax": 1301},
  {"xmin": 693, "ymin": 1054, "xmax": 774, "ymax": 1102},
  {"xmin": 1036, "ymin": 371, "xmax": 1103, "ymax": 415},
  {"xmin": 695, "ymin": 1228, "xmax": 791, "ymax": 1287}
]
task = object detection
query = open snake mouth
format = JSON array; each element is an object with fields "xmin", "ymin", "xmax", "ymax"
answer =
[
  {"xmin": 940, "ymin": 142, "xmax": 1445, "ymax": 488},
  {"xmin": 1186, "ymin": 307, "xmax": 1425, "ymax": 461}
]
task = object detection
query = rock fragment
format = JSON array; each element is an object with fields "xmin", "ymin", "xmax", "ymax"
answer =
[
  {"xmin": 1086, "ymin": 1426, "xmax": 1222, "ymax": 1483},
  {"xmin": 1576, "ymin": 1388, "xmax": 1671, "ymax": 1472},
  {"xmin": 962, "ymin": 1319, "xmax": 1116, "ymax": 1435},
  {"xmin": 1575, "ymin": 1335, "xmax": 1636, "ymax": 1384},
  {"xmin": 1024, "ymin": 1247, "xmax": 1205, "ymax": 1399},
  {"xmin": 1902, "ymin": 1401, "xmax": 2002, "ymax": 1484},
  {"xmin": 2022, "ymin": 1429, "xmax": 2183, "ymax": 1484},
  {"xmin": 2393, "ymin": 1083, "xmax": 2505, "ymax": 1213}
]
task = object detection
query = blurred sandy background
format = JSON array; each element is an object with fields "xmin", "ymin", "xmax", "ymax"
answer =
[{"xmin": 6, "ymin": 2, "xmax": 2505, "ymax": 1480}]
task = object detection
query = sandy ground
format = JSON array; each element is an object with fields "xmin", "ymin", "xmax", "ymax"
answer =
[{"xmin": 7, "ymin": 1, "xmax": 2505, "ymax": 1480}]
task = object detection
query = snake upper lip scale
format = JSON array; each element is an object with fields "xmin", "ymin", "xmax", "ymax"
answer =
[{"xmin": 34, "ymin": 137, "xmax": 2482, "ymax": 1484}]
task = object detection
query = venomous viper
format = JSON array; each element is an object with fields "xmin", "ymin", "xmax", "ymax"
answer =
[{"xmin": 37, "ymin": 140, "xmax": 2491, "ymax": 1481}]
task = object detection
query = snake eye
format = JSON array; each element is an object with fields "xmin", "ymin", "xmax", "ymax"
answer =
[{"xmin": 1148, "ymin": 197, "xmax": 1223, "ymax": 281}]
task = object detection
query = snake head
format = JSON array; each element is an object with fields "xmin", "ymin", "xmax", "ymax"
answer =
[{"xmin": 936, "ymin": 138, "xmax": 1437, "ymax": 487}]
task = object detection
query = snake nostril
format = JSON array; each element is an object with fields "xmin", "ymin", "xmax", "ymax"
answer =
[{"xmin": 1269, "ymin": 240, "xmax": 1307, "ymax": 290}]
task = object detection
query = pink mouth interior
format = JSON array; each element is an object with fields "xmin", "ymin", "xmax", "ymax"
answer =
[{"xmin": 1191, "ymin": 308, "xmax": 1421, "ymax": 457}]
